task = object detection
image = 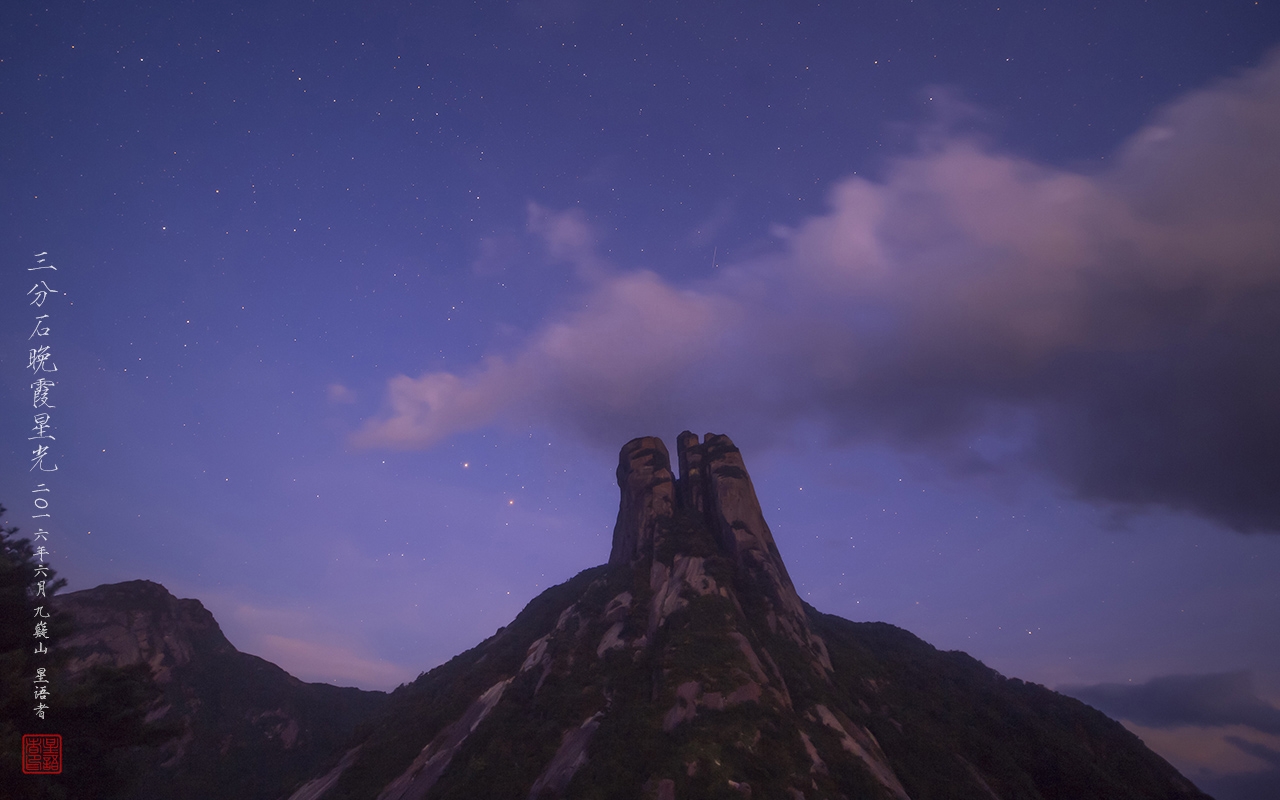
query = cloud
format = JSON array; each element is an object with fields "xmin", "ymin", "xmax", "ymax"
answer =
[
  {"xmin": 327, "ymin": 383, "xmax": 357, "ymax": 404},
  {"xmin": 357, "ymin": 50, "xmax": 1280, "ymax": 532},
  {"xmin": 1063, "ymin": 673, "xmax": 1280, "ymax": 792},
  {"xmin": 526, "ymin": 202, "xmax": 608, "ymax": 280},
  {"xmin": 683, "ymin": 198, "xmax": 736, "ymax": 248},
  {"xmin": 256, "ymin": 633, "xmax": 416, "ymax": 690},
  {"xmin": 224, "ymin": 599, "xmax": 416, "ymax": 690},
  {"xmin": 1062, "ymin": 672, "xmax": 1280, "ymax": 735},
  {"xmin": 1121, "ymin": 722, "xmax": 1280, "ymax": 782},
  {"xmin": 352, "ymin": 270, "xmax": 733, "ymax": 449}
]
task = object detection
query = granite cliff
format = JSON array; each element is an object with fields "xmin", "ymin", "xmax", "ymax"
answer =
[{"xmin": 284, "ymin": 432, "xmax": 1212, "ymax": 800}]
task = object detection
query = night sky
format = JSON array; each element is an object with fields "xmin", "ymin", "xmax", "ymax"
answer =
[{"xmin": 4, "ymin": 2, "xmax": 1280, "ymax": 794}]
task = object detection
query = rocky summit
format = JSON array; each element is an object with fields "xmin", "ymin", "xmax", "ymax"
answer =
[
  {"xmin": 285, "ymin": 431, "xmax": 1211, "ymax": 800},
  {"xmin": 53, "ymin": 579, "xmax": 387, "ymax": 800}
]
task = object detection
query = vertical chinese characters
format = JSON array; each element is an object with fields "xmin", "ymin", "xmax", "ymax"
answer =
[{"xmin": 25, "ymin": 251, "xmax": 62, "ymax": 720}]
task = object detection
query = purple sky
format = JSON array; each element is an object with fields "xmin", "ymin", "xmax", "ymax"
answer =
[{"xmin": 4, "ymin": 1, "xmax": 1280, "ymax": 792}]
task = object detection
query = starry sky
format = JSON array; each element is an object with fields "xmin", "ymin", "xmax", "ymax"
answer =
[{"xmin": 4, "ymin": 2, "xmax": 1280, "ymax": 795}]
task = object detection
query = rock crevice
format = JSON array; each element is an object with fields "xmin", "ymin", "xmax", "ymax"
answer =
[{"xmin": 610, "ymin": 432, "xmax": 833, "ymax": 681}]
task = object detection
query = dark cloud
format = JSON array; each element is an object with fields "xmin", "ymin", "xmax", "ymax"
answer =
[
  {"xmin": 1227, "ymin": 736, "xmax": 1280, "ymax": 769},
  {"xmin": 1066, "ymin": 675, "xmax": 1280, "ymax": 800},
  {"xmin": 357, "ymin": 50, "xmax": 1280, "ymax": 532},
  {"xmin": 1061, "ymin": 672, "xmax": 1280, "ymax": 735},
  {"xmin": 1035, "ymin": 325, "xmax": 1280, "ymax": 531},
  {"xmin": 1196, "ymin": 771, "xmax": 1280, "ymax": 800}
]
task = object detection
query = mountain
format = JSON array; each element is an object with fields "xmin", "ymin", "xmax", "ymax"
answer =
[
  {"xmin": 284, "ymin": 432, "xmax": 1212, "ymax": 800},
  {"xmin": 52, "ymin": 579, "xmax": 387, "ymax": 800}
]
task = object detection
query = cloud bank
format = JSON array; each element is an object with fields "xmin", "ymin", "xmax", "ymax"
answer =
[
  {"xmin": 1064, "ymin": 672, "xmax": 1280, "ymax": 736},
  {"xmin": 356, "ymin": 51, "xmax": 1280, "ymax": 532},
  {"xmin": 1063, "ymin": 673, "xmax": 1280, "ymax": 795}
]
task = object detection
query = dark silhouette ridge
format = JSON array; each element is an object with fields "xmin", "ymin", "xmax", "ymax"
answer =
[{"xmin": 277, "ymin": 433, "xmax": 1211, "ymax": 800}]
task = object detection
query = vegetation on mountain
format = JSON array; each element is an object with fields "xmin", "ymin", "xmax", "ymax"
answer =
[
  {"xmin": 1, "ymin": 507, "xmax": 164, "ymax": 799},
  {"xmin": 283, "ymin": 432, "xmax": 1212, "ymax": 800},
  {"xmin": 53, "ymin": 579, "xmax": 388, "ymax": 800},
  {"xmin": 812, "ymin": 611, "xmax": 1207, "ymax": 800},
  {"xmin": 6, "ymin": 428, "xmax": 1217, "ymax": 799}
]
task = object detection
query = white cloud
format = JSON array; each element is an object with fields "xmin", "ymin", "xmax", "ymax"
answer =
[
  {"xmin": 356, "ymin": 50, "xmax": 1280, "ymax": 531},
  {"xmin": 327, "ymin": 383, "xmax": 357, "ymax": 404}
]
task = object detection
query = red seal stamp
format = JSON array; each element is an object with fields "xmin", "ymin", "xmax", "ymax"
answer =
[{"xmin": 21, "ymin": 734, "xmax": 62, "ymax": 775}]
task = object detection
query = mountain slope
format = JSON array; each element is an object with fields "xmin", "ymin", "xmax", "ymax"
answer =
[
  {"xmin": 288, "ymin": 432, "xmax": 1209, "ymax": 800},
  {"xmin": 53, "ymin": 579, "xmax": 387, "ymax": 800}
]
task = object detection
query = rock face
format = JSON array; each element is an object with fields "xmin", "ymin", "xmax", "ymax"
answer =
[
  {"xmin": 609, "ymin": 436, "xmax": 675, "ymax": 568},
  {"xmin": 53, "ymin": 580, "xmax": 387, "ymax": 800},
  {"xmin": 57, "ymin": 580, "xmax": 233, "ymax": 682},
  {"xmin": 286, "ymin": 433, "xmax": 1211, "ymax": 800}
]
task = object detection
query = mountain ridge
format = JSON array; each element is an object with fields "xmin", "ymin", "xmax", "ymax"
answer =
[
  {"xmin": 52, "ymin": 578, "xmax": 387, "ymax": 800},
  {"xmin": 281, "ymin": 431, "xmax": 1210, "ymax": 800}
]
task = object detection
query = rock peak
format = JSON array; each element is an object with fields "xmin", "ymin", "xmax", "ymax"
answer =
[
  {"xmin": 285, "ymin": 433, "xmax": 1211, "ymax": 800},
  {"xmin": 608, "ymin": 432, "xmax": 831, "ymax": 676},
  {"xmin": 608, "ymin": 436, "xmax": 675, "ymax": 566},
  {"xmin": 610, "ymin": 432, "xmax": 795, "ymax": 583}
]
